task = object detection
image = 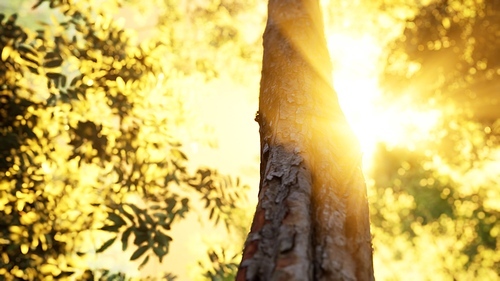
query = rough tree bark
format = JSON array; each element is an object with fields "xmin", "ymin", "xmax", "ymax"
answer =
[{"xmin": 236, "ymin": 0, "xmax": 374, "ymax": 280}]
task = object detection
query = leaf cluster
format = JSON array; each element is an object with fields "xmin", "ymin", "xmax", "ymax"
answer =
[
  {"xmin": 0, "ymin": 0, "xmax": 250, "ymax": 279},
  {"xmin": 198, "ymin": 248, "xmax": 239, "ymax": 281},
  {"xmin": 381, "ymin": 0, "xmax": 500, "ymax": 122},
  {"xmin": 370, "ymin": 142, "xmax": 500, "ymax": 278}
]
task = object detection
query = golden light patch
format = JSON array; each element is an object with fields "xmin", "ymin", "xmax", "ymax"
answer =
[{"xmin": 328, "ymin": 33, "xmax": 441, "ymax": 171}]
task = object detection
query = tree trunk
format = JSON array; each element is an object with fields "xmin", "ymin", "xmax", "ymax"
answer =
[{"xmin": 236, "ymin": 0, "xmax": 374, "ymax": 280}]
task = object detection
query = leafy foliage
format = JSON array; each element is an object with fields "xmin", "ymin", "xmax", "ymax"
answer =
[
  {"xmin": 370, "ymin": 142, "xmax": 500, "ymax": 279},
  {"xmin": 381, "ymin": 0, "xmax": 500, "ymax": 121},
  {"xmin": 0, "ymin": 0, "xmax": 250, "ymax": 279},
  {"xmin": 376, "ymin": 1, "xmax": 500, "ymax": 279},
  {"xmin": 198, "ymin": 248, "xmax": 239, "ymax": 281}
]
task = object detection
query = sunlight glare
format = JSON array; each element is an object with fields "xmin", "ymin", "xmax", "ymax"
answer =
[{"xmin": 328, "ymin": 33, "xmax": 441, "ymax": 171}]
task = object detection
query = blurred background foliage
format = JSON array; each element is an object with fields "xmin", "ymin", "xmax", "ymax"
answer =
[
  {"xmin": 1, "ymin": 0, "xmax": 499, "ymax": 280},
  {"xmin": 374, "ymin": 0, "xmax": 500, "ymax": 279},
  {"xmin": 0, "ymin": 0, "xmax": 256, "ymax": 279}
]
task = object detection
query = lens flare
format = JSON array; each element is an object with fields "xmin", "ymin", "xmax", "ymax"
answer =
[{"xmin": 328, "ymin": 33, "xmax": 441, "ymax": 171}]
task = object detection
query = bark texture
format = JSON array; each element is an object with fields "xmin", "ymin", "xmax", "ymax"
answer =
[{"xmin": 237, "ymin": 0, "xmax": 374, "ymax": 280}]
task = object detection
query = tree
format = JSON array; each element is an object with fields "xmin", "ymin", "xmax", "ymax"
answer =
[
  {"xmin": 236, "ymin": 0, "xmax": 374, "ymax": 280},
  {"xmin": 0, "ymin": 0, "xmax": 251, "ymax": 279},
  {"xmin": 382, "ymin": 0, "xmax": 500, "ymax": 123},
  {"xmin": 374, "ymin": 0, "xmax": 500, "ymax": 279}
]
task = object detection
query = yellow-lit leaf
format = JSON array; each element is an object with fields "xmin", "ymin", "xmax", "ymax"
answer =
[
  {"xmin": 20, "ymin": 212, "xmax": 38, "ymax": 225},
  {"xmin": 116, "ymin": 76, "xmax": 125, "ymax": 90},
  {"xmin": 9, "ymin": 226, "xmax": 22, "ymax": 234},
  {"xmin": 13, "ymin": 267, "xmax": 24, "ymax": 278},
  {"xmin": 1, "ymin": 46, "xmax": 13, "ymax": 61},
  {"xmin": 1, "ymin": 252, "xmax": 9, "ymax": 264},
  {"xmin": 20, "ymin": 244, "xmax": 29, "ymax": 254},
  {"xmin": 39, "ymin": 264, "xmax": 61, "ymax": 276}
]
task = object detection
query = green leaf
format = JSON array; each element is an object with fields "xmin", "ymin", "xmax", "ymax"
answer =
[
  {"xmin": 214, "ymin": 213, "xmax": 221, "ymax": 225},
  {"xmin": 153, "ymin": 213, "xmax": 167, "ymax": 220},
  {"xmin": 153, "ymin": 246, "xmax": 165, "ymax": 260},
  {"xmin": 119, "ymin": 205, "xmax": 135, "ymax": 222},
  {"xmin": 43, "ymin": 57, "xmax": 63, "ymax": 68},
  {"xmin": 32, "ymin": 0, "xmax": 46, "ymax": 9},
  {"xmin": 209, "ymin": 250, "xmax": 218, "ymax": 262},
  {"xmin": 144, "ymin": 213, "xmax": 155, "ymax": 225},
  {"xmin": 20, "ymin": 53, "xmax": 39, "ymax": 66},
  {"xmin": 96, "ymin": 237, "xmax": 117, "ymax": 253},
  {"xmin": 209, "ymin": 207, "xmax": 215, "ymax": 220},
  {"xmin": 154, "ymin": 232, "xmax": 172, "ymax": 246},
  {"xmin": 60, "ymin": 73, "xmax": 67, "ymax": 87},
  {"xmin": 128, "ymin": 203, "xmax": 143, "ymax": 215},
  {"xmin": 47, "ymin": 72, "xmax": 62, "ymax": 80},
  {"xmin": 130, "ymin": 245, "xmax": 148, "ymax": 261},
  {"xmin": 108, "ymin": 212, "xmax": 126, "ymax": 228},
  {"xmin": 18, "ymin": 44, "xmax": 37, "ymax": 57},
  {"xmin": 160, "ymin": 222, "xmax": 171, "ymax": 231},
  {"xmin": 165, "ymin": 197, "xmax": 177, "ymax": 213},
  {"xmin": 121, "ymin": 227, "xmax": 133, "ymax": 251},
  {"xmin": 101, "ymin": 224, "xmax": 121, "ymax": 232},
  {"xmin": 138, "ymin": 255, "xmax": 150, "ymax": 269},
  {"xmin": 69, "ymin": 74, "xmax": 83, "ymax": 87},
  {"xmin": 133, "ymin": 230, "xmax": 149, "ymax": 246},
  {"xmin": 27, "ymin": 66, "xmax": 39, "ymax": 74},
  {"xmin": 137, "ymin": 214, "xmax": 147, "ymax": 230},
  {"xmin": 55, "ymin": 271, "xmax": 74, "ymax": 278}
]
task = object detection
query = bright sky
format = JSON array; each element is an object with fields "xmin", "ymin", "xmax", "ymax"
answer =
[{"xmin": 328, "ymin": 31, "xmax": 441, "ymax": 172}]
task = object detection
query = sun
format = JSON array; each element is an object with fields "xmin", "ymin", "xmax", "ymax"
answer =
[{"xmin": 327, "ymin": 33, "xmax": 441, "ymax": 171}]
